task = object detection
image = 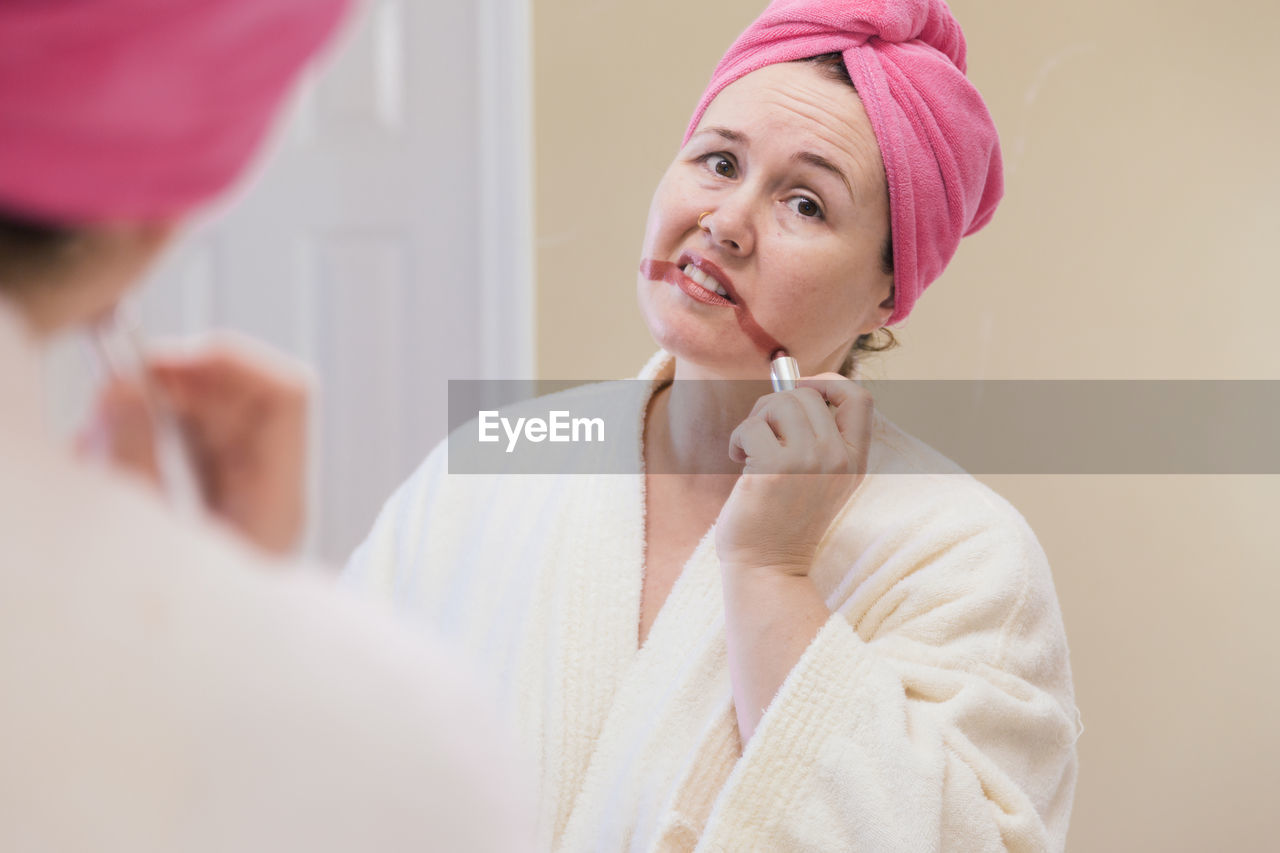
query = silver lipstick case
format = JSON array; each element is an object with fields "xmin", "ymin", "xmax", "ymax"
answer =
[{"xmin": 770, "ymin": 355, "xmax": 800, "ymax": 392}]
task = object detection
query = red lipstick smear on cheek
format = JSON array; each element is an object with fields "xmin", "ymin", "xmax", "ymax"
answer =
[{"xmin": 640, "ymin": 259, "xmax": 785, "ymax": 363}]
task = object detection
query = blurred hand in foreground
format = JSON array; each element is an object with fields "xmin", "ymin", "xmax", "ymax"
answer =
[{"xmin": 82, "ymin": 333, "xmax": 312, "ymax": 556}]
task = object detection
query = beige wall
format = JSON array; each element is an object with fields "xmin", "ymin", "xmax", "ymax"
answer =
[{"xmin": 535, "ymin": 1, "xmax": 1280, "ymax": 849}]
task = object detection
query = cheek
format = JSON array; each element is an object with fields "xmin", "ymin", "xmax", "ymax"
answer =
[
  {"xmin": 642, "ymin": 175, "xmax": 676, "ymax": 237},
  {"xmin": 761, "ymin": 245, "xmax": 842, "ymax": 307},
  {"xmin": 641, "ymin": 171, "xmax": 705, "ymax": 254},
  {"xmin": 759, "ymin": 248, "xmax": 865, "ymax": 335},
  {"xmin": 634, "ymin": 272, "xmax": 684, "ymax": 353},
  {"xmin": 639, "ymin": 191, "xmax": 665, "ymax": 255}
]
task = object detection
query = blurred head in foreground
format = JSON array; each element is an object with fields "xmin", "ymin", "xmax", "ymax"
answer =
[{"xmin": 0, "ymin": 0, "xmax": 351, "ymax": 333}]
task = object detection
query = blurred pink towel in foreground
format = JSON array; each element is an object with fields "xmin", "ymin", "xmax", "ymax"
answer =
[{"xmin": 0, "ymin": 0, "xmax": 350, "ymax": 224}]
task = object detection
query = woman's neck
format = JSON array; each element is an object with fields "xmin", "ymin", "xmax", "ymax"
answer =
[{"xmin": 645, "ymin": 357, "xmax": 771, "ymax": 478}]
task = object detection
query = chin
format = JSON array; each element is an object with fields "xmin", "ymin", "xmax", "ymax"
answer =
[
  {"xmin": 660, "ymin": 337, "xmax": 766, "ymax": 380},
  {"xmin": 640, "ymin": 308, "xmax": 710, "ymax": 361},
  {"xmin": 637, "ymin": 280, "xmax": 769, "ymax": 377}
]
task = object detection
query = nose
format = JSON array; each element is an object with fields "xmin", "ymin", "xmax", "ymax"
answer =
[{"xmin": 699, "ymin": 193, "xmax": 754, "ymax": 257}]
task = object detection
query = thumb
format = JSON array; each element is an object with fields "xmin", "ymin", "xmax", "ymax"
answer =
[{"xmin": 80, "ymin": 379, "xmax": 164, "ymax": 489}]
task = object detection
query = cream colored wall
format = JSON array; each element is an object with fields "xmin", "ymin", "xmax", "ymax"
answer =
[{"xmin": 535, "ymin": 1, "xmax": 1280, "ymax": 850}]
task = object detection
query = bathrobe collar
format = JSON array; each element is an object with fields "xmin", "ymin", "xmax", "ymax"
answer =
[{"xmin": 550, "ymin": 349, "xmax": 739, "ymax": 847}]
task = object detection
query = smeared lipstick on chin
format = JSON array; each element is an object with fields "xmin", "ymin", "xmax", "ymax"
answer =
[{"xmin": 640, "ymin": 258, "xmax": 786, "ymax": 362}]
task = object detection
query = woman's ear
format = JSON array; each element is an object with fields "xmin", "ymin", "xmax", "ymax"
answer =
[
  {"xmin": 865, "ymin": 282, "xmax": 894, "ymax": 330},
  {"xmin": 878, "ymin": 285, "xmax": 895, "ymax": 311},
  {"xmin": 128, "ymin": 220, "xmax": 178, "ymax": 258}
]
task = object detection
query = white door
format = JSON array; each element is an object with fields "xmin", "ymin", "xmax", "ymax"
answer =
[{"xmin": 131, "ymin": 0, "xmax": 533, "ymax": 562}]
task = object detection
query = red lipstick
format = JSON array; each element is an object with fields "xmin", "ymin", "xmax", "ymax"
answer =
[
  {"xmin": 640, "ymin": 258, "xmax": 733, "ymax": 308},
  {"xmin": 639, "ymin": 256, "xmax": 786, "ymax": 362}
]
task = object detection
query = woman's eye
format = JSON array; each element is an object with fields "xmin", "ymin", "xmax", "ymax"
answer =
[
  {"xmin": 787, "ymin": 196, "xmax": 823, "ymax": 218},
  {"xmin": 706, "ymin": 155, "xmax": 736, "ymax": 178}
]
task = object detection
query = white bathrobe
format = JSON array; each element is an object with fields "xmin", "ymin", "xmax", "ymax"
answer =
[
  {"xmin": 0, "ymin": 301, "xmax": 531, "ymax": 852},
  {"xmin": 346, "ymin": 353, "xmax": 1080, "ymax": 852}
]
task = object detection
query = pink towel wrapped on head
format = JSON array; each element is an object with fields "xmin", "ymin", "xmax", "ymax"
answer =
[
  {"xmin": 0, "ymin": 0, "xmax": 351, "ymax": 225},
  {"xmin": 685, "ymin": 0, "xmax": 1003, "ymax": 325}
]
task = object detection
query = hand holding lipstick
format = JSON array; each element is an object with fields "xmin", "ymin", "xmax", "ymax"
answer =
[
  {"xmin": 716, "ymin": 372, "xmax": 874, "ymax": 579},
  {"xmin": 81, "ymin": 333, "xmax": 312, "ymax": 556},
  {"xmin": 715, "ymin": 370, "xmax": 875, "ymax": 742}
]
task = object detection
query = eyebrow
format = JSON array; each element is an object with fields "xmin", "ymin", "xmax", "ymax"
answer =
[
  {"xmin": 791, "ymin": 151, "xmax": 855, "ymax": 203},
  {"xmin": 697, "ymin": 126, "xmax": 855, "ymax": 203},
  {"xmin": 702, "ymin": 126, "xmax": 748, "ymax": 145}
]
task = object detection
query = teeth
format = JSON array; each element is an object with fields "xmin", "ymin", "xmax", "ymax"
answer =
[{"xmin": 681, "ymin": 263, "xmax": 729, "ymax": 298}]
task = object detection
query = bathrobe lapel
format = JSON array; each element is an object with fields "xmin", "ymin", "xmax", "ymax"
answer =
[
  {"xmin": 554, "ymin": 352, "xmax": 744, "ymax": 851},
  {"xmin": 538, "ymin": 468, "xmax": 647, "ymax": 844},
  {"xmin": 557, "ymin": 524, "xmax": 742, "ymax": 852}
]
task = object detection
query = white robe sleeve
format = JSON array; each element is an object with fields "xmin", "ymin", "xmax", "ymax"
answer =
[{"xmin": 698, "ymin": 505, "xmax": 1079, "ymax": 853}]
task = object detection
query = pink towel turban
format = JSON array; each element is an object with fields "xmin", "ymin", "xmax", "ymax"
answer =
[
  {"xmin": 685, "ymin": 0, "xmax": 1003, "ymax": 326},
  {"xmin": 0, "ymin": 0, "xmax": 351, "ymax": 225}
]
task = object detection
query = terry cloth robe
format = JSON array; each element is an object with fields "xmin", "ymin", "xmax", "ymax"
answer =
[
  {"xmin": 345, "ymin": 351, "xmax": 1080, "ymax": 852},
  {"xmin": 0, "ymin": 300, "xmax": 531, "ymax": 853}
]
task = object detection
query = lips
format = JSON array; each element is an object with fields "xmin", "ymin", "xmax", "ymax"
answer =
[
  {"xmin": 639, "ymin": 257, "xmax": 732, "ymax": 308},
  {"xmin": 673, "ymin": 268, "xmax": 733, "ymax": 307},
  {"xmin": 637, "ymin": 254, "xmax": 785, "ymax": 360},
  {"xmin": 676, "ymin": 252, "xmax": 739, "ymax": 305}
]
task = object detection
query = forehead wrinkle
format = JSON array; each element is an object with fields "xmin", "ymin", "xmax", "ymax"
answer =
[{"xmin": 764, "ymin": 88, "xmax": 883, "ymax": 196}]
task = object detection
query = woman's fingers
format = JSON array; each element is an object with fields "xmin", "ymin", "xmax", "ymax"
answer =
[
  {"xmin": 758, "ymin": 393, "xmax": 814, "ymax": 445},
  {"xmin": 150, "ymin": 333, "xmax": 310, "ymax": 410},
  {"xmin": 789, "ymin": 386, "xmax": 842, "ymax": 443},
  {"xmin": 797, "ymin": 373, "xmax": 874, "ymax": 454},
  {"xmin": 148, "ymin": 334, "xmax": 311, "ymax": 449},
  {"xmin": 733, "ymin": 381, "xmax": 858, "ymax": 473},
  {"xmin": 72, "ymin": 332, "xmax": 308, "ymax": 555},
  {"xmin": 718, "ymin": 375, "xmax": 876, "ymax": 578},
  {"xmin": 729, "ymin": 416, "xmax": 781, "ymax": 465},
  {"xmin": 142, "ymin": 334, "xmax": 309, "ymax": 554},
  {"xmin": 78, "ymin": 378, "xmax": 164, "ymax": 488},
  {"xmin": 733, "ymin": 396, "xmax": 809, "ymax": 468},
  {"xmin": 150, "ymin": 330, "xmax": 313, "ymax": 385}
]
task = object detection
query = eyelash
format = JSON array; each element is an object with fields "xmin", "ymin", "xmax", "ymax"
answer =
[
  {"xmin": 786, "ymin": 195, "xmax": 824, "ymax": 220},
  {"xmin": 698, "ymin": 153, "xmax": 826, "ymax": 221},
  {"xmin": 702, "ymin": 153, "xmax": 738, "ymax": 180}
]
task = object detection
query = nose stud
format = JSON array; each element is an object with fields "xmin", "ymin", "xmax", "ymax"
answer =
[{"xmin": 697, "ymin": 211, "xmax": 712, "ymax": 232}]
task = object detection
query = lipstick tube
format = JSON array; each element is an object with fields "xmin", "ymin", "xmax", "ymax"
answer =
[{"xmin": 770, "ymin": 351, "xmax": 800, "ymax": 392}]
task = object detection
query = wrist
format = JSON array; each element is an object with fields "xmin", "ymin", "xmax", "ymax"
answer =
[
  {"xmin": 720, "ymin": 567, "xmax": 829, "ymax": 637},
  {"xmin": 720, "ymin": 561, "xmax": 814, "ymax": 589}
]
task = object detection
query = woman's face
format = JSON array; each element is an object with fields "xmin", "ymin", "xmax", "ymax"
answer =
[{"xmin": 637, "ymin": 61, "xmax": 893, "ymax": 378}]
